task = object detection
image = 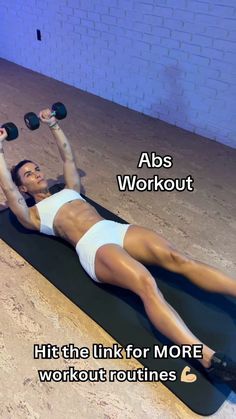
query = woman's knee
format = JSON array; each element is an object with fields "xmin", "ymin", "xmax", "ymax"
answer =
[
  {"xmin": 154, "ymin": 246, "xmax": 190, "ymax": 272},
  {"xmin": 137, "ymin": 274, "xmax": 164, "ymax": 301},
  {"xmin": 169, "ymin": 250, "xmax": 191, "ymax": 272}
]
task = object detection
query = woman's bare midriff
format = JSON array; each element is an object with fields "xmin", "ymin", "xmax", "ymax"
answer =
[{"xmin": 30, "ymin": 199, "xmax": 105, "ymax": 247}]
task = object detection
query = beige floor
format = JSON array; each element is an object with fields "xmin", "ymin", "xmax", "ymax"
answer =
[{"xmin": 0, "ymin": 58, "xmax": 236, "ymax": 419}]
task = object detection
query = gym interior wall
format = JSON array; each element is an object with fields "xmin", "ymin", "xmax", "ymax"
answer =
[{"xmin": 0, "ymin": 0, "xmax": 235, "ymax": 148}]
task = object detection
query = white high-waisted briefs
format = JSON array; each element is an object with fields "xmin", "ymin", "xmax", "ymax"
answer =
[{"xmin": 75, "ymin": 219, "xmax": 131, "ymax": 282}]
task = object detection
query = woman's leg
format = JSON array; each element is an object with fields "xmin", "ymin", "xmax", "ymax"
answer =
[
  {"xmin": 123, "ymin": 225, "xmax": 236, "ymax": 297},
  {"xmin": 95, "ymin": 244, "xmax": 215, "ymax": 368}
]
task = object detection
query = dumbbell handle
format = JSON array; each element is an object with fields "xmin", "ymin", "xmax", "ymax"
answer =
[{"xmin": 37, "ymin": 110, "xmax": 56, "ymax": 119}]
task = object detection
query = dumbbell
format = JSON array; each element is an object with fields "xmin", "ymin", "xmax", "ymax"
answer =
[
  {"xmin": 24, "ymin": 102, "xmax": 67, "ymax": 131},
  {"xmin": 1, "ymin": 122, "xmax": 19, "ymax": 141}
]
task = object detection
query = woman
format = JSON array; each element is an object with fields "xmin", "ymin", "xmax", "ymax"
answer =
[{"xmin": 0, "ymin": 108, "xmax": 236, "ymax": 386}]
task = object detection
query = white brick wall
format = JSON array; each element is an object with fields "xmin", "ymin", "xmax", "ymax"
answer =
[{"xmin": 0, "ymin": 0, "xmax": 235, "ymax": 148}]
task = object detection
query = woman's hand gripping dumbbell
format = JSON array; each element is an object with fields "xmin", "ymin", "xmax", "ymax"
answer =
[
  {"xmin": 0, "ymin": 122, "xmax": 19, "ymax": 142},
  {"xmin": 24, "ymin": 102, "xmax": 67, "ymax": 130}
]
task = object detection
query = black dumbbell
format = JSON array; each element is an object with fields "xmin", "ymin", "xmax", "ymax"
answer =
[
  {"xmin": 24, "ymin": 102, "xmax": 67, "ymax": 131},
  {"xmin": 1, "ymin": 122, "xmax": 19, "ymax": 141}
]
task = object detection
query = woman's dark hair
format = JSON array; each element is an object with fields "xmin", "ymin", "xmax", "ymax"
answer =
[{"xmin": 10, "ymin": 159, "xmax": 35, "ymax": 187}]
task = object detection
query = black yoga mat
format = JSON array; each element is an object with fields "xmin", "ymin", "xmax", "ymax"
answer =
[{"xmin": 0, "ymin": 188, "xmax": 235, "ymax": 415}]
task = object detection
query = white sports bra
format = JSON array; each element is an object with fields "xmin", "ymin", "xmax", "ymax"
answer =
[{"xmin": 35, "ymin": 188, "xmax": 86, "ymax": 236}]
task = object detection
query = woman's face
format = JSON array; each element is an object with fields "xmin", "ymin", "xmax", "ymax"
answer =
[{"xmin": 18, "ymin": 162, "xmax": 48, "ymax": 195}]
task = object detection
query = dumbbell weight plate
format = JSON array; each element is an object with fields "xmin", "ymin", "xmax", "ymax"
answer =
[
  {"xmin": 24, "ymin": 112, "xmax": 40, "ymax": 130},
  {"xmin": 1, "ymin": 122, "xmax": 19, "ymax": 141},
  {"xmin": 52, "ymin": 102, "xmax": 67, "ymax": 120}
]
